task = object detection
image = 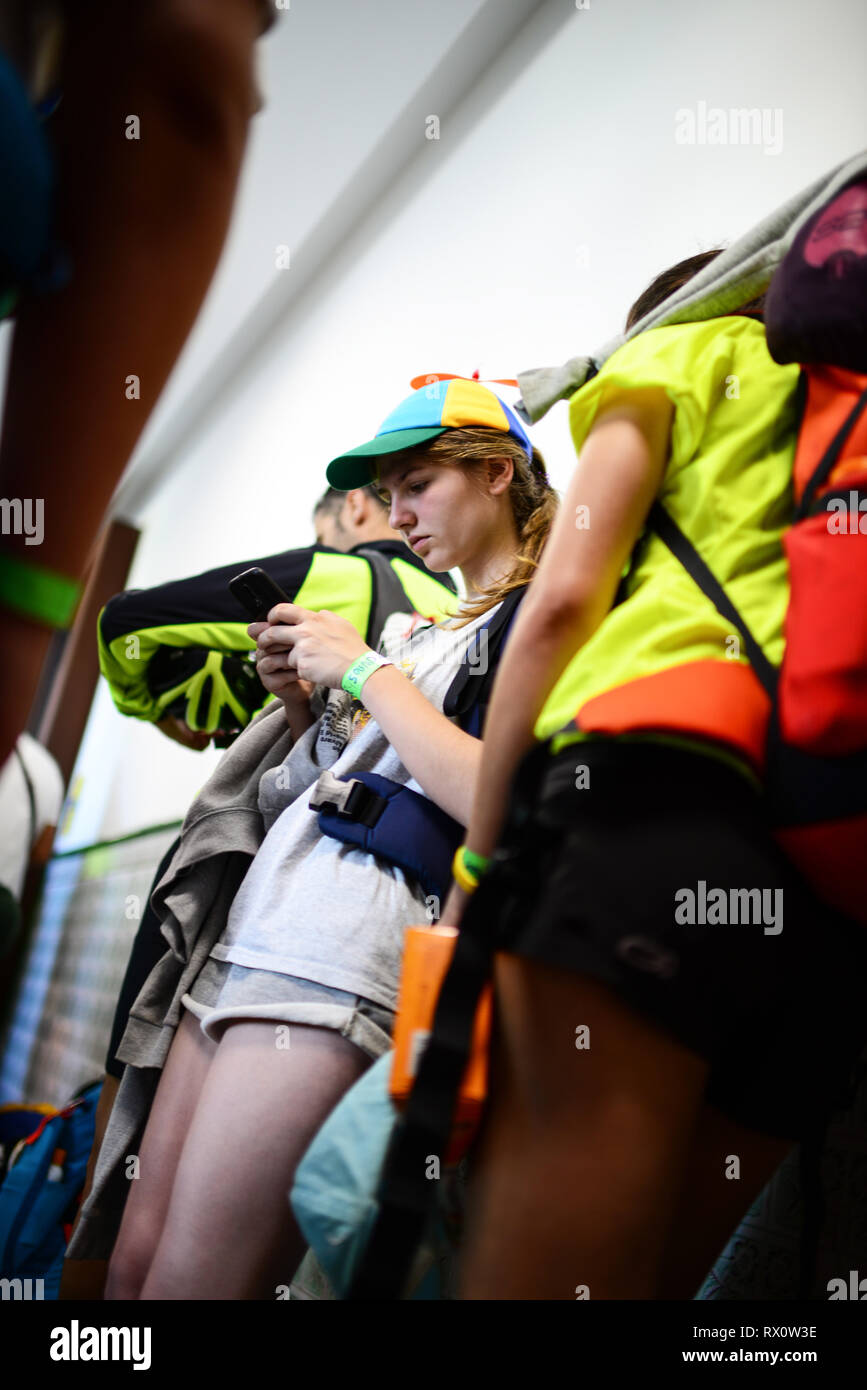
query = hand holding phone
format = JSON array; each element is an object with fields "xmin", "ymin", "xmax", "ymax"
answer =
[
  {"xmin": 228, "ymin": 566, "xmax": 292, "ymax": 622},
  {"xmin": 229, "ymin": 566, "xmax": 313, "ymax": 718},
  {"xmin": 231, "ymin": 569, "xmax": 370, "ymax": 696}
]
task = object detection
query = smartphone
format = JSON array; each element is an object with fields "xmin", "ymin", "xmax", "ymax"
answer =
[{"xmin": 228, "ymin": 566, "xmax": 292, "ymax": 622}]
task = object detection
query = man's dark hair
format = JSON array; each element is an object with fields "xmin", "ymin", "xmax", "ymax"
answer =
[{"xmin": 312, "ymin": 483, "xmax": 386, "ymax": 521}]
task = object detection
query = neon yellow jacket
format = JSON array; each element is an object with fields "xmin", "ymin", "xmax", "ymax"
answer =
[{"xmin": 98, "ymin": 540, "xmax": 458, "ymax": 734}]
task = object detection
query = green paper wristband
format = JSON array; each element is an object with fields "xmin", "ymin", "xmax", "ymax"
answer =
[
  {"xmin": 341, "ymin": 651, "xmax": 394, "ymax": 701},
  {"xmin": 0, "ymin": 549, "xmax": 81, "ymax": 629}
]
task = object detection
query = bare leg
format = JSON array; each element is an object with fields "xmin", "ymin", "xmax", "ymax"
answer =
[
  {"xmin": 139, "ymin": 1020, "xmax": 369, "ymax": 1300},
  {"xmin": 656, "ymin": 1103, "xmax": 793, "ymax": 1299},
  {"xmin": 105, "ymin": 1010, "xmax": 217, "ymax": 1300},
  {"xmin": 458, "ymin": 954, "xmax": 709, "ymax": 1300}
]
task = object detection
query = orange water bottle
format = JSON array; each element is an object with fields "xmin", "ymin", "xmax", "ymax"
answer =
[{"xmin": 389, "ymin": 924, "xmax": 492, "ymax": 1164}]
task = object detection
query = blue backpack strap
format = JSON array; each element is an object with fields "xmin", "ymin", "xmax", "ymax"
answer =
[
  {"xmin": 312, "ymin": 591, "xmax": 531, "ymax": 901},
  {"xmin": 311, "ymin": 772, "xmax": 463, "ymax": 904}
]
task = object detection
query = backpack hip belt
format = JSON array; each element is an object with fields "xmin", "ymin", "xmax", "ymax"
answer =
[{"xmin": 310, "ymin": 769, "xmax": 464, "ymax": 904}]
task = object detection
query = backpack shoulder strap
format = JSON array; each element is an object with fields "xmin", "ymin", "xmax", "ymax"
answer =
[
  {"xmin": 646, "ymin": 501, "xmax": 778, "ymax": 701},
  {"xmin": 443, "ymin": 585, "xmax": 529, "ymax": 738},
  {"xmin": 355, "ymin": 548, "xmax": 414, "ymax": 647},
  {"xmin": 346, "ymin": 740, "xmax": 551, "ymax": 1300}
]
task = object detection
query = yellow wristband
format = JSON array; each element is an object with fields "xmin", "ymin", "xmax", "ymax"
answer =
[{"xmin": 452, "ymin": 847, "xmax": 480, "ymax": 894}]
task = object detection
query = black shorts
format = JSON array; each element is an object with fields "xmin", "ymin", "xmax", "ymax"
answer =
[{"xmin": 486, "ymin": 740, "xmax": 867, "ymax": 1140}]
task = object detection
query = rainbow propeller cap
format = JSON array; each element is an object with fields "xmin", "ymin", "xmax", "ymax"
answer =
[{"xmin": 326, "ymin": 377, "xmax": 533, "ymax": 490}]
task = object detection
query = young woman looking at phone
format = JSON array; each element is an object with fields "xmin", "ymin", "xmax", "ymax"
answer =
[{"xmin": 86, "ymin": 379, "xmax": 556, "ymax": 1299}]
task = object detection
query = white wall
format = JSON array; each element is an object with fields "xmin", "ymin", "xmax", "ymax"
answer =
[{"xmin": 57, "ymin": 0, "xmax": 867, "ymax": 848}]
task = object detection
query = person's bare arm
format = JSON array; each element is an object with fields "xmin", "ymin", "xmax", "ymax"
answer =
[
  {"xmin": 0, "ymin": 0, "xmax": 265, "ymax": 766},
  {"xmin": 441, "ymin": 391, "xmax": 674, "ymax": 921},
  {"xmin": 155, "ymin": 716, "xmax": 215, "ymax": 752},
  {"xmin": 255, "ymin": 609, "xmax": 483, "ymax": 825},
  {"xmin": 282, "ymin": 687, "xmax": 317, "ymax": 743},
  {"xmin": 352, "ymin": 665, "xmax": 483, "ymax": 825},
  {"xmin": 249, "ymin": 619, "xmax": 318, "ymax": 743}
]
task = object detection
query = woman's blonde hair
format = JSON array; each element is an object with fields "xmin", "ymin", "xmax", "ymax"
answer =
[{"xmin": 382, "ymin": 426, "xmax": 559, "ymax": 628}]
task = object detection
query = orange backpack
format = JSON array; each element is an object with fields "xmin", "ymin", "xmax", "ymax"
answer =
[{"xmin": 649, "ymin": 171, "xmax": 867, "ymax": 926}]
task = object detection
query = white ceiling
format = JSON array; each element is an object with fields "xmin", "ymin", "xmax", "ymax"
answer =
[{"xmin": 111, "ymin": 0, "xmax": 548, "ymax": 517}]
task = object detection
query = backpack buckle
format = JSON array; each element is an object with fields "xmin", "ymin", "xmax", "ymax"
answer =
[{"xmin": 308, "ymin": 770, "xmax": 384, "ymax": 825}]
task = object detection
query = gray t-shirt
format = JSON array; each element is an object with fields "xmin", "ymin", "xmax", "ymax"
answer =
[{"xmin": 209, "ymin": 602, "xmax": 500, "ymax": 1010}]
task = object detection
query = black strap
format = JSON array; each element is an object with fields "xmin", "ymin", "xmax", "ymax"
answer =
[
  {"xmin": 347, "ymin": 740, "xmax": 551, "ymax": 1300},
  {"xmin": 444, "ymin": 586, "xmax": 529, "ymax": 737},
  {"xmin": 347, "ymin": 926, "xmax": 493, "ymax": 1299},
  {"xmin": 355, "ymin": 548, "xmax": 413, "ymax": 647},
  {"xmin": 646, "ymin": 501, "xmax": 779, "ymax": 702},
  {"xmin": 797, "ymin": 383, "xmax": 867, "ymax": 521}
]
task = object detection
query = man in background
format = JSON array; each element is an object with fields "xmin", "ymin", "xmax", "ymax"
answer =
[{"xmin": 99, "ymin": 482, "xmax": 457, "ymax": 749}]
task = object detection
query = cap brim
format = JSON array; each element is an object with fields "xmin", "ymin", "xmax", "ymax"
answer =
[{"xmin": 325, "ymin": 426, "xmax": 447, "ymax": 490}]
